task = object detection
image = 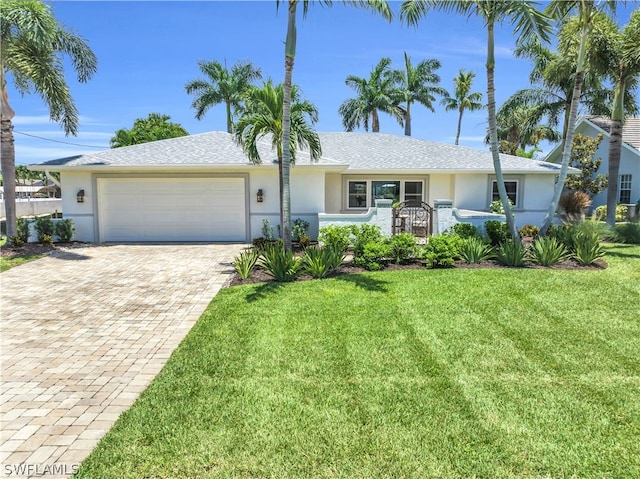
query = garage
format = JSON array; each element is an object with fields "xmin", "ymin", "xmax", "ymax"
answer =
[{"xmin": 97, "ymin": 177, "xmax": 247, "ymax": 242}]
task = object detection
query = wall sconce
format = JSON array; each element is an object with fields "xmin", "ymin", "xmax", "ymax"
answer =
[
  {"xmin": 257, "ymin": 189, "xmax": 264, "ymax": 203},
  {"xmin": 77, "ymin": 189, "xmax": 85, "ymax": 203}
]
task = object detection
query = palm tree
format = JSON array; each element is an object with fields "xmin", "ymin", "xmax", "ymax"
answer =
[
  {"xmin": 401, "ymin": 0, "xmax": 551, "ymax": 241},
  {"xmin": 539, "ymin": 0, "xmax": 617, "ymax": 235},
  {"xmin": 441, "ymin": 69, "xmax": 484, "ymax": 146},
  {"xmin": 278, "ymin": 0, "xmax": 392, "ymax": 251},
  {"xmin": 338, "ymin": 57, "xmax": 404, "ymax": 133},
  {"xmin": 492, "ymin": 103, "xmax": 561, "ymax": 154},
  {"xmin": 235, "ymin": 80, "xmax": 321, "ymax": 232},
  {"xmin": 185, "ymin": 60, "xmax": 262, "ymax": 134},
  {"xmin": 1, "ymin": 0, "xmax": 97, "ymax": 242},
  {"xmin": 396, "ymin": 52, "xmax": 446, "ymax": 136}
]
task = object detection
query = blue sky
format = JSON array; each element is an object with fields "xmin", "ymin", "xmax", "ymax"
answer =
[{"xmin": 7, "ymin": 1, "xmax": 638, "ymax": 165}]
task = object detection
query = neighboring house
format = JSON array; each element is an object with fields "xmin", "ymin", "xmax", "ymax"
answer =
[
  {"xmin": 29, "ymin": 131, "xmax": 572, "ymax": 243},
  {"xmin": 546, "ymin": 116, "xmax": 640, "ymax": 212}
]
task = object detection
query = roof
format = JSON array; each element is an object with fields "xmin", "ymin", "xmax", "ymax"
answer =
[
  {"xmin": 32, "ymin": 131, "xmax": 569, "ymax": 175},
  {"xmin": 584, "ymin": 116, "xmax": 640, "ymax": 151}
]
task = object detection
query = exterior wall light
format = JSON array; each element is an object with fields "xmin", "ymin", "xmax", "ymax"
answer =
[
  {"xmin": 77, "ymin": 189, "xmax": 85, "ymax": 203},
  {"xmin": 257, "ymin": 189, "xmax": 264, "ymax": 203}
]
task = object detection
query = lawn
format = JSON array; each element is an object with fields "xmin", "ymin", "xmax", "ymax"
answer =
[{"xmin": 75, "ymin": 244, "xmax": 640, "ymax": 479}]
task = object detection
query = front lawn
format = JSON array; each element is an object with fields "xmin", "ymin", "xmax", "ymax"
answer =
[{"xmin": 75, "ymin": 244, "xmax": 640, "ymax": 479}]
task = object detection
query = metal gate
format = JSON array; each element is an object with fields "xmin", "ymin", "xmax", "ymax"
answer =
[{"xmin": 392, "ymin": 201, "xmax": 433, "ymax": 238}]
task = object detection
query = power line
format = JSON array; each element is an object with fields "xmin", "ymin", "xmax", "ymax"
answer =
[{"xmin": 14, "ymin": 130, "xmax": 109, "ymax": 149}]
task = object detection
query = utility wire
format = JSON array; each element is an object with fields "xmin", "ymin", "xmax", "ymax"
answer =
[{"xmin": 14, "ymin": 130, "xmax": 109, "ymax": 149}]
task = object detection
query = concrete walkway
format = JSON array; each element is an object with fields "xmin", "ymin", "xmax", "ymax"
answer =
[{"xmin": 0, "ymin": 243, "xmax": 245, "ymax": 478}]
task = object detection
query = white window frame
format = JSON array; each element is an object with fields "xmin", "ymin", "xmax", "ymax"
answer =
[
  {"xmin": 619, "ymin": 174, "xmax": 632, "ymax": 204},
  {"xmin": 344, "ymin": 177, "xmax": 426, "ymax": 210},
  {"xmin": 489, "ymin": 176, "xmax": 522, "ymax": 209}
]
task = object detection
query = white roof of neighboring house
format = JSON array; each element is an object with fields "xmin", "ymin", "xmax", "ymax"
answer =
[{"xmin": 31, "ymin": 131, "xmax": 571, "ymax": 175}]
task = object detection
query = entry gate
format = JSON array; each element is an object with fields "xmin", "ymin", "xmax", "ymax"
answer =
[{"xmin": 392, "ymin": 201, "xmax": 433, "ymax": 238}]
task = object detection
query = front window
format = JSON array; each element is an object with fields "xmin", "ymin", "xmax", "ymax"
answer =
[
  {"xmin": 492, "ymin": 180, "xmax": 518, "ymax": 207},
  {"xmin": 371, "ymin": 181, "xmax": 400, "ymax": 205},
  {"xmin": 404, "ymin": 181, "xmax": 423, "ymax": 206},
  {"xmin": 348, "ymin": 181, "xmax": 367, "ymax": 208},
  {"xmin": 619, "ymin": 174, "xmax": 632, "ymax": 204},
  {"xmin": 346, "ymin": 179, "xmax": 425, "ymax": 209}
]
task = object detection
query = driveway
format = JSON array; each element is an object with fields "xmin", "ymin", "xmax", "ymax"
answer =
[{"xmin": 0, "ymin": 243, "xmax": 245, "ymax": 478}]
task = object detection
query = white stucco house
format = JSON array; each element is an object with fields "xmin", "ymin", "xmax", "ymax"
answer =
[
  {"xmin": 546, "ymin": 116, "xmax": 640, "ymax": 212},
  {"xmin": 30, "ymin": 132, "xmax": 571, "ymax": 243}
]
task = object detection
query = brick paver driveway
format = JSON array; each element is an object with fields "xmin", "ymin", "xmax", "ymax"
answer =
[{"xmin": 0, "ymin": 243, "xmax": 245, "ymax": 478}]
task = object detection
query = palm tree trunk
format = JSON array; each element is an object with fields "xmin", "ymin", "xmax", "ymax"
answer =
[
  {"xmin": 372, "ymin": 109, "xmax": 380, "ymax": 133},
  {"xmin": 606, "ymin": 79, "xmax": 626, "ymax": 227},
  {"xmin": 486, "ymin": 22, "xmax": 519, "ymax": 241},
  {"xmin": 1, "ymin": 82, "xmax": 17, "ymax": 242},
  {"xmin": 455, "ymin": 108, "xmax": 463, "ymax": 146},
  {"xmin": 281, "ymin": 0, "xmax": 296, "ymax": 251},
  {"xmin": 404, "ymin": 102, "xmax": 412, "ymax": 136},
  {"xmin": 225, "ymin": 100, "xmax": 233, "ymax": 134}
]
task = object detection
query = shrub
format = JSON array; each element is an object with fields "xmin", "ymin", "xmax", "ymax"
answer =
[
  {"xmin": 351, "ymin": 224, "xmax": 384, "ymax": 258},
  {"xmin": 8, "ymin": 235, "xmax": 25, "ymax": 247},
  {"xmin": 459, "ymin": 237, "xmax": 495, "ymax": 264},
  {"xmin": 551, "ymin": 220, "xmax": 613, "ymax": 251},
  {"xmin": 259, "ymin": 244, "xmax": 303, "ymax": 282},
  {"xmin": 452, "ymin": 223, "xmax": 480, "ymax": 239},
  {"xmin": 614, "ymin": 222, "xmax": 640, "ymax": 244},
  {"xmin": 572, "ymin": 232, "xmax": 606, "ymax": 265},
  {"xmin": 34, "ymin": 216, "xmax": 54, "ymax": 244},
  {"xmin": 497, "ymin": 240, "xmax": 527, "ymax": 267},
  {"xmin": 518, "ymin": 224, "xmax": 539, "ymax": 238},
  {"xmin": 594, "ymin": 204, "xmax": 628, "ymax": 222},
  {"xmin": 421, "ymin": 234, "xmax": 462, "ymax": 268},
  {"xmin": 233, "ymin": 249, "xmax": 260, "ymax": 280},
  {"xmin": 298, "ymin": 235, "xmax": 312, "ymax": 249},
  {"xmin": 55, "ymin": 219, "xmax": 74, "ymax": 242},
  {"xmin": 558, "ymin": 190, "xmax": 591, "ymax": 220},
  {"xmin": 485, "ymin": 220, "xmax": 511, "ymax": 247},
  {"xmin": 303, "ymin": 246, "xmax": 345, "ymax": 279},
  {"xmin": 262, "ymin": 219, "xmax": 276, "ymax": 241},
  {"xmin": 292, "ymin": 218, "xmax": 310, "ymax": 242},
  {"xmin": 16, "ymin": 218, "xmax": 30, "ymax": 243},
  {"xmin": 318, "ymin": 225, "xmax": 352, "ymax": 252},
  {"xmin": 489, "ymin": 199, "xmax": 513, "ymax": 214},
  {"xmin": 354, "ymin": 241, "xmax": 390, "ymax": 271},
  {"xmin": 388, "ymin": 233, "xmax": 417, "ymax": 264},
  {"xmin": 528, "ymin": 236, "xmax": 569, "ymax": 267}
]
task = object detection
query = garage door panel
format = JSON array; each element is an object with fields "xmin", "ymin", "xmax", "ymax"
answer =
[{"xmin": 98, "ymin": 178, "xmax": 246, "ymax": 242}]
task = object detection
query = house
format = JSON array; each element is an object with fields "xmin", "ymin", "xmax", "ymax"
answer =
[
  {"xmin": 546, "ymin": 116, "xmax": 640, "ymax": 212},
  {"xmin": 29, "ymin": 131, "xmax": 571, "ymax": 243}
]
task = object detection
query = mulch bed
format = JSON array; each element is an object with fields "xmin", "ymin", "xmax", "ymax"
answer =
[{"xmin": 0, "ymin": 241, "xmax": 86, "ymax": 259}]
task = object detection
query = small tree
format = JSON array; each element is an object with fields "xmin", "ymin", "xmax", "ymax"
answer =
[
  {"xmin": 110, "ymin": 113, "xmax": 188, "ymax": 148},
  {"xmin": 564, "ymin": 132, "xmax": 607, "ymax": 196}
]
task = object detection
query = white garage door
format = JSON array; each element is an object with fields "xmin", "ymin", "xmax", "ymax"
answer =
[{"xmin": 97, "ymin": 177, "xmax": 246, "ymax": 242}]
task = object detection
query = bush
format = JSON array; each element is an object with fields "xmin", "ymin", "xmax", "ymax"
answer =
[
  {"xmin": 298, "ymin": 235, "xmax": 312, "ymax": 249},
  {"xmin": 16, "ymin": 218, "xmax": 30, "ymax": 243},
  {"xmin": 233, "ymin": 249, "xmax": 260, "ymax": 279},
  {"xmin": 594, "ymin": 204, "xmax": 628, "ymax": 222},
  {"xmin": 388, "ymin": 233, "xmax": 417, "ymax": 264},
  {"xmin": 421, "ymin": 234, "xmax": 462, "ymax": 268},
  {"xmin": 485, "ymin": 220, "xmax": 511, "ymax": 247},
  {"xmin": 518, "ymin": 224, "xmax": 539, "ymax": 238},
  {"xmin": 318, "ymin": 225, "xmax": 352, "ymax": 252},
  {"xmin": 559, "ymin": 190, "xmax": 591, "ymax": 220},
  {"xmin": 528, "ymin": 236, "xmax": 569, "ymax": 267},
  {"xmin": 292, "ymin": 218, "xmax": 310, "ymax": 242},
  {"xmin": 459, "ymin": 237, "xmax": 495, "ymax": 264},
  {"xmin": 34, "ymin": 216, "xmax": 54, "ymax": 244},
  {"xmin": 614, "ymin": 222, "xmax": 640, "ymax": 244},
  {"xmin": 259, "ymin": 244, "xmax": 303, "ymax": 282},
  {"xmin": 303, "ymin": 246, "xmax": 345, "ymax": 278},
  {"xmin": 489, "ymin": 199, "xmax": 513, "ymax": 214},
  {"xmin": 572, "ymin": 232, "xmax": 606, "ymax": 265},
  {"xmin": 452, "ymin": 223, "xmax": 480, "ymax": 239},
  {"xmin": 55, "ymin": 219, "xmax": 74, "ymax": 242},
  {"xmin": 351, "ymin": 224, "xmax": 384, "ymax": 258},
  {"xmin": 551, "ymin": 220, "xmax": 613, "ymax": 251},
  {"xmin": 497, "ymin": 240, "xmax": 527, "ymax": 267},
  {"xmin": 262, "ymin": 219, "xmax": 276, "ymax": 241},
  {"xmin": 8, "ymin": 235, "xmax": 25, "ymax": 247},
  {"xmin": 354, "ymin": 241, "xmax": 390, "ymax": 271}
]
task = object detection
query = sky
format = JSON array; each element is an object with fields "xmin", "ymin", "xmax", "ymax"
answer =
[{"xmin": 6, "ymin": 0, "xmax": 638, "ymax": 165}]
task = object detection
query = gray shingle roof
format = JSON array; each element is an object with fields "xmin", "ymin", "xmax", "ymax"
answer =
[
  {"xmin": 34, "ymin": 130, "xmax": 567, "ymax": 174},
  {"xmin": 585, "ymin": 115, "xmax": 640, "ymax": 151}
]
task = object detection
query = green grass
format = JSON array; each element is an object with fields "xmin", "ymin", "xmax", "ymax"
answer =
[
  {"xmin": 75, "ymin": 245, "xmax": 640, "ymax": 479},
  {"xmin": 0, "ymin": 254, "xmax": 46, "ymax": 272}
]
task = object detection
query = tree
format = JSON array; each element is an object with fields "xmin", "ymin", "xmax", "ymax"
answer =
[
  {"xmin": 492, "ymin": 103, "xmax": 561, "ymax": 154},
  {"xmin": 110, "ymin": 113, "xmax": 188, "ymax": 148},
  {"xmin": 395, "ymin": 52, "xmax": 446, "ymax": 136},
  {"xmin": 564, "ymin": 132, "xmax": 608, "ymax": 196},
  {"xmin": 441, "ymin": 69, "xmax": 484, "ymax": 146},
  {"xmin": 185, "ymin": 60, "xmax": 262, "ymax": 134},
  {"xmin": 234, "ymin": 80, "xmax": 321, "ymax": 231},
  {"xmin": 338, "ymin": 57, "xmax": 404, "ymax": 133},
  {"xmin": 401, "ymin": 0, "xmax": 551, "ymax": 241},
  {"xmin": 1, "ymin": 0, "xmax": 97, "ymax": 242},
  {"xmin": 539, "ymin": 1, "xmax": 618, "ymax": 236},
  {"xmin": 278, "ymin": 0, "xmax": 392, "ymax": 251}
]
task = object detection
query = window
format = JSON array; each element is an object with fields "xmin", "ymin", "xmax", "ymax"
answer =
[
  {"xmin": 492, "ymin": 180, "xmax": 518, "ymax": 207},
  {"xmin": 371, "ymin": 181, "xmax": 400, "ymax": 205},
  {"xmin": 348, "ymin": 181, "xmax": 367, "ymax": 208},
  {"xmin": 404, "ymin": 181, "xmax": 423, "ymax": 206},
  {"xmin": 619, "ymin": 174, "xmax": 632, "ymax": 204}
]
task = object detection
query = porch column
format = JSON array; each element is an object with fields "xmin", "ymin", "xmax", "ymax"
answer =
[{"xmin": 434, "ymin": 199, "xmax": 455, "ymax": 235}]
